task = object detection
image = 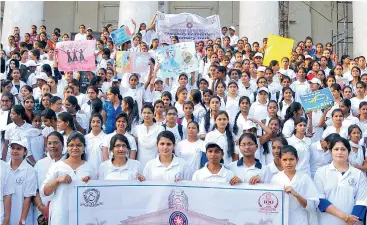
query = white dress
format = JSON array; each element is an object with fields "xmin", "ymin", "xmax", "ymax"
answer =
[
  {"xmin": 41, "ymin": 161, "xmax": 96, "ymax": 225},
  {"xmin": 271, "ymin": 171, "xmax": 319, "ymax": 225},
  {"xmin": 176, "ymin": 139, "xmax": 206, "ymax": 176},
  {"xmin": 135, "ymin": 123, "xmax": 164, "ymax": 171},
  {"xmin": 85, "ymin": 131, "xmax": 106, "ymax": 174},
  {"xmin": 99, "ymin": 159, "xmax": 140, "ymax": 180}
]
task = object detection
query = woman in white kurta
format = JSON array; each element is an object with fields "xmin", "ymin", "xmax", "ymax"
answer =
[
  {"xmin": 140, "ymin": 131, "xmax": 191, "ymax": 181},
  {"xmin": 99, "ymin": 134, "xmax": 140, "ymax": 180},
  {"xmin": 135, "ymin": 104, "xmax": 164, "ymax": 170},
  {"xmin": 347, "ymin": 125, "xmax": 367, "ymax": 172},
  {"xmin": 8, "ymin": 139, "xmax": 37, "ymax": 225},
  {"xmin": 314, "ymin": 137, "xmax": 367, "ymax": 225},
  {"xmin": 33, "ymin": 131, "xmax": 65, "ymax": 224},
  {"xmin": 322, "ymin": 109, "xmax": 348, "ymax": 139},
  {"xmin": 176, "ymin": 121, "xmax": 206, "ymax": 176},
  {"xmin": 42, "ymin": 132, "xmax": 96, "ymax": 225},
  {"xmin": 271, "ymin": 145, "xmax": 319, "ymax": 225},
  {"xmin": 85, "ymin": 113, "xmax": 106, "ymax": 173},
  {"xmin": 263, "ymin": 137, "xmax": 287, "ymax": 183}
]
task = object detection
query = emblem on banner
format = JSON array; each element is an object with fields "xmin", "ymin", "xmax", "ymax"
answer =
[
  {"xmin": 186, "ymin": 16, "xmax": 193, "ymax": 29},
  {"xmin": 258, "ymin": 192, "xmax": 279, "ymax": 213},
  {"xmin": 169, "ymin": 211, "xmax": 188, "ymax": 225},
  {"xmin": 81, "ymin": 188, "xmax": 102, "ymax": 207}
]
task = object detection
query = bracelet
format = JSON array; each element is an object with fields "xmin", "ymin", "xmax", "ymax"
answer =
[
  {"xmin": 36, "ymin": 203, "xmax": 43, "ymax": 209},
  {"xmin": 344, "ymin": 215, "xmax": 349, "ymax": 222}
]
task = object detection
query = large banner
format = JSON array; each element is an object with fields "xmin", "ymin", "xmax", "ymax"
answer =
[
  {"xmin": 156, "ymin": 42, "xmax": 199, "ymax": 78},
  {"xmin": 111, "ymin": 26, "xmax": 133, "ymax": 45},
  {"xmin": 69, "ymin": 181, "xmax": 289, "ymax": 225},
  {"xmin": 300, "ymin": 88, "xmax": 334, "ymax": 112},
  {"xmin": 56, "ymin": 40, "xmax": 96, "ymax": 71},
  {"xmin": 156, "ymin": 12, "xmax": 221, "ymax": 44},
  {"xmin": 115, "ymin": 51, "xmax": 151, "ymax": 73},
  {"xmin": 263, "ymin": 35, "xmax": 295, "ymax": 66}
]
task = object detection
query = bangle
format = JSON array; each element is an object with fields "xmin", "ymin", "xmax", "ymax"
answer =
[{"xmin": 344, "ymin": 215, "xmax": 349, "ymax": 222}]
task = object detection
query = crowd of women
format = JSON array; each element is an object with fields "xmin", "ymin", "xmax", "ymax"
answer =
[{"xmin": 1, "ymin": 17, "xmax": 367, "ymax": 225}]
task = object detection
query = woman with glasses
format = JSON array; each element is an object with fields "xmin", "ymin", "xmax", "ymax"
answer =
[{"xmin": 42, "ymin": 132, "xmax": 96, "ymax": 225}]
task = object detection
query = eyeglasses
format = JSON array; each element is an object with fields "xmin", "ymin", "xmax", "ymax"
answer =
[
  {"xmin": 67, "ymin": 144, "xmax": 84, "ymax": 148},
  {"xmin": 48, "ymin": 141, "xmax": 61, "ymax": 146},
  {"xmin": 1, "ymin": 100, "xmax": 11, "ymax": 103},
  {"xmin": 114, "ymin": 144, "xmax": 128, "ymax": 149},
  {"xmin": 239, "ymin": 143, "xmax": 256, "ymax": 147}
]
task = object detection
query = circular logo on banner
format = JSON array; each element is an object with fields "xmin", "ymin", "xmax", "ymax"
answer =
[
  {"xmin": 81, "ymin": 188, "xmax": 102, "ymax": 207},
  {"xmin": 258, "ymin": 192, "xmax": 279, "ymax": 213},
  {"xmin": 169, "ymin": 211, "xmax": 188, "ymax": 225}
]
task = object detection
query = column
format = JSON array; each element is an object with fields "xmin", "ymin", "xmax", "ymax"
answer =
[
  {"xmin": 353, "ymin": 1, "xmax": 367, "ymax": 57},
  {"xmin": 119, "ymin": 1, "xmax": 158, "ymax": 28},
  {"xmin": 239, "ymin": 1, "xmax": 279, "ymax": 43},
  {"xmin": 1, "ymin": 1, "xmax": 44, "ymax": 44}
]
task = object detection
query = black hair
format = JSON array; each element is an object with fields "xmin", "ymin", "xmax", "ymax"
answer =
[
  {"xmin": 175, "ymin": 87, "xmax": 188, "ymax": 102},
  {"xmin": 66, "ymin": 95, "xmax": 81, "ymax": 111},
  {"xmin": 279, "ymin": 145, "xmax": 298, "ymax": 159},
  {"xmin": 88, "ymin": 113, "xmax": 104, "ymax": 133},
  {"xmin": 41, "ymin": 108, "xmax": 57, "ymax": 121},
  {"xmin": 190, "ymin": 89, "xmax": 206, "ymax": 111},
  {"xmin": 324, "ymin": 133, "xmax": 340, "ymax": 144},
  {"xmin": 331, "ymin": 108, "xmax": 344, "ymax": 117},
  {"xmin": 183, "ymin": 101, "xmax": 195, "ymax": 121},
  {"xmin": 91, "ymin": 98, "xmax": 103, "ymax": 114},
  {"xmin": 65, "ymin": 132, "xmax": 86, "ymax": 160},
  {"xmin": 187, "ymin": 121, "xmax": 199, "ymax": 130},
  {"xmin": 122, "ymin": 96, "xmax": 139, "ymax": 132},
  {"xmin": 141, "ymin": 103, "xmax": 156, "ymax": 123},
  {"xmin": 41, "ymin": 64, "xmax": 52, "ymax": 77},
  {"xmin": 204, "ymin": 95, "xmax": 221, "ymax": 132},
  {"xmin": 108, "ymin": 86, "xmax": 122, "ymax": 101},
  {"xmin": 109, "ymin": 134, "xmax": 131, "ymax": 154},
  {"xmin": 293, "ymin": 117, "xmax": 307, "ymax": 135},
  {"xmin": 233, "ymin": 96, "xmax": 251, "ymax": 135},
  {"xmin": 329, "ymin": 137, "xmax": 351, "ymax": 153},
  {"xmin": 50, "ymin": 96, "xmax": 62, "ymax": 105},
  {"xmin": 1, "ymin": 80, "xmax": 12, "ymax": 92},
  {"xmin": 340, "ymin": 98, "xmax": 351, "ymax": 114},
  {"xmin": 213, "ymin": 111, "xmax": 234, "ymax": 157},
  {"xmin": 284, "ymin": 102, "xmax": 302, "ymax": 123},
  {"xmin": 238, "ymin": 133, "xmax": 258, "ymax": 148},
  {"xmin": 157, "ymin": 130, "xmax": 176, "ymax": 145},
  {"xmin": 58, "ymin": 112, "xmax": 75, "ymax": 130},
  {"xmin": 272, "ymin": 137, "xmax": 288, "ymax": 147},
  {"xmin": 47, "ymin": 131, "xmax": 64, "ymax": 147},
  {"xmin": 348, "ymin": 124, "xmax": 362, "ymax": 137},
  {"xmin": 11, "ymin": 105, "xmax": 31, "ymax": 124}
]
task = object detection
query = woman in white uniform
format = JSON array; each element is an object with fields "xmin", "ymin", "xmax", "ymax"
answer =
[
  {"xmin": 99, "ymin": 134, "xmax": 140, "ymax": 180},
  {"xmin": 199, "ymin": 96, "xmax": 221, "ymax": 139},
  {"xmin": 8, "ymin": 139, "xmax": 37, "ymax": 225},
  {"xmin": 286, "ymin": 117, "xmax": 312, "ymax": 175},
  {"xmin": 140, "ymin": 131, "xmax": 190, "ymax": 181},
  {"xmin": 271, "ymin": 145, "xmax": 319, "ymax": 225},
  {"xmin": 263, "ymin": 137, "xmax": 288, "ymax": 183},
  {"xmin": 282, "ymin": 102, "xmax": 304, "ymax": 138},
  {"xmin": 322, "ymin": 109, "xmax": 348, "ymax": 139},
  {"xmin": 33, "ymin": 131, "xmax": 65, "ymax": 224},
  {"xmin": 85, "ymin": 113, "xmax": 106, "ymax": 173},
  {"xmin": 135, "ymin": 104, "xmax": 164, "ymax": 170},
  {"xmin": 347, "ymin": 125, "xmax": 367, "ymax": 172},
  {"xmin": 42, "ymin": 132, "xmax": 96, "ymax": 225},
  {"xmin": 314, "ymin": 137, "xmax": 367, "ymax": 225},
  {"xmin": 0, "ymin": 160, "xmax": 15, "ymax": 225},
  {"xmin": 176, "ymin": 121, "xmax": 206, "ymax": 176},
  {"xmin": 205, "ymin": 110, "xmax": 237, "ymax": 166}
]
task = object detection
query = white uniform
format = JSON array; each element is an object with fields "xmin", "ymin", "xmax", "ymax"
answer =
[
  {"xmin": 205, "ymin": 129, "xmax": 233, "ymax": 166},
  {"xmin": 176, "ymin": 139, "xmax": 206, "ymax": 176},
  {"xmin": 225, "ymin": 95, "xmax": 240, "ymax": 124},
  {"xmin": 192, "ymin": 165, "xmax": 234, "ymax": 182},
  {"xmin": 271, "ymin": 171, "xmax": 319, "ymax": 225},
  {"xmin": 322, "ymin": 125, "xmax": 348, "ymax": 139},
  {"xmin": 9, "ymin": 160, "xmax": 37, "ymax": 225},
  {"xmin": 282, "ymin": 118, "xmax": 295, "ymax": 138},
  {"xmin": 309, "ymin": 141, "xmax": 332, "ymax": 178},
  {"xmin": 314, "ymin": 163, "xmax": 367, "ymax": 225},
  {"xmin": 286, "ymin": 135, "xmax": 312, "ymax": 175},
  {"xmin": 227, "ymin": 158, "xmax": 265, "ymax": 183},
  {"xmin": 4, "ymin": 122, "xmax": 32, "ymax": 161},
  {"xmin": 135, "ymin": 123, "xmax": 164, "ymax": 171},
  {"xmin": 199, "ymin": 114, "xmax": 214, "ymax": 136},
  {"xmin": 248, "ymin": 101, "xmax": 268, "ymax": 122},
  {"xmin": 33, "ymin": 154, "xmax": 65, "ymax": 224},
  {"xmin": 99, "ymin": 159, "xmax": 140, "ymax": 180},
  {"xmin": 85, "ymin": 131, "xmax": 106, "ymax": 174},
  {"xmin": 263, "ymin": 161, "xmax": 281, "ymax": 183},
  {"xmin": 0, "ymin": 160, "xmax": 15, "ymax": 224},
  {"xmin": 143, "ymin": 155, "xmax": 191, "ymax": 181},
  {"xmin": 41, "ymin": 161, "xmax": 96, "ymax": 225}
]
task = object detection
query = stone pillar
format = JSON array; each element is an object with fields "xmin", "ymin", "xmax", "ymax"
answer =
[
  {"xmin": 119, "ymin": 1, "xmax": 158, "ymax": 29},
  {"xmin": 353, "ymin": 1, "xmax": 367, "ymax": 57},
  {"xmin": 239, "ymin": 1, "xmax": 279, "ymax": 43},
  {"xmin": 1, "ymin": 1, "xmax": 44, "ymax": 44}
]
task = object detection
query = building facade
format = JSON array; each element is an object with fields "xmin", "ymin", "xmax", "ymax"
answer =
[{"xmin": 1, "ymin": 1, "xmax": 366, "ymax": 57}]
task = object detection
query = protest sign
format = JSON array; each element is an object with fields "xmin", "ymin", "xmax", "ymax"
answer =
[
  {"xmin": 70, "ymin": 181, "xmax": 289, "ymax": 225},
  {"xmin": 110, "ymin": 26, "xmax": 133, "ymax": 45},
  {"xmin": 263, "ymin": 35, "xmax": 294, "ymax": 66},
  {"xmin": 156, "ymin": 12, "xmax": 221, "ymax": 44},
  {"xmin": 299, "ymin": 88, "xmax": 334, "ymax": 112},
  {"xmin": 115, "ymin": 51, "xmax": 151, "ymax": 73},
  {"xmin": 156, "ymin": 42, "xmax": 199, "ymax": 78},
  {"xmin": 56, "ymin": 40, "xmax": 96, "ymax": 71}
]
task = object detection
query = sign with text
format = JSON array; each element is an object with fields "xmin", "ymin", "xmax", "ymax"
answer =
[
  {"xmin": 56, "ymin": 40, "xmax": 96, "ymax": 71},
  {"xmin": 300, "ymin": 88, "xmax": 334, "ymax": 112},
  {"xmin": 111, "ymin": 26, "xmax": 133, "ymax": 45}
]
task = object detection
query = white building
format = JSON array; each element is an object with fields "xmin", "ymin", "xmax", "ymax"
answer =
[{"xmin": 1, "ymin": 1, "xmax": 366, "ymax": 57}]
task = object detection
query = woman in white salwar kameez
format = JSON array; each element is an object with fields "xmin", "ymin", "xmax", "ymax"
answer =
[
  {"xmin": 41, "ymin": 132, "xmax": 96, "ymax": 225},
  {"xmin": 271, "ymin": 145, "xmax": 319, "ymax": 225}
]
